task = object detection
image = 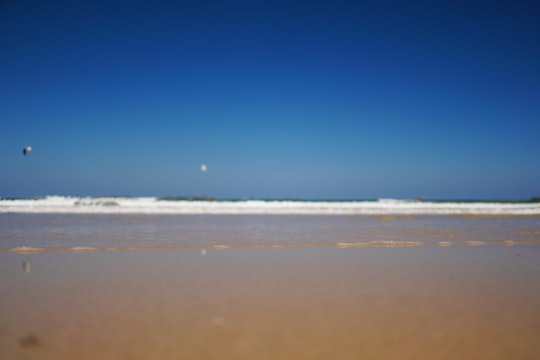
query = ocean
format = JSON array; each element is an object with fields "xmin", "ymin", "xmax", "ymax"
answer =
[
  {"xmin": 1, "ymin": 196, "xmax": 540, "ymax": 215},
  {"xmin": 1, "ymin": 196, "xmax": 539, "ymax": 253}
]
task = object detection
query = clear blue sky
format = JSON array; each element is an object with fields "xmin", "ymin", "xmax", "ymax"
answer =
[{"xmin": 1, "ymin": 0, "xmax": 539, "ymax": 199}]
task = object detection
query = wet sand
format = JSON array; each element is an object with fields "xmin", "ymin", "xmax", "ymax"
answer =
[
  {"xmin": 1, "ymin": 245, "xmax": 540, "ymax": 359},
  {"xmin": 2, "ymin": 214, "xmax": 540, "ymax": 251}
]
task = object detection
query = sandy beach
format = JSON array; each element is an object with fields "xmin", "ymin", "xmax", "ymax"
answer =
[
  {"xmin": 1, "ymin": 215, "xmax": 540, "ymax": 359},
  {"xmin": 3, "ymin": 0, "xmax": 539, "ymax": 356}
]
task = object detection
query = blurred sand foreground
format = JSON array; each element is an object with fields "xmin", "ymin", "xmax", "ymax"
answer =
[{"xmin": 1, "ymin": 246, "xmax": 540, "ymax": 359}]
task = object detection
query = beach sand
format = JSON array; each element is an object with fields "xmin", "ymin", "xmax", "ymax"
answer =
[
  {"xmin": 1, "ymin": 244, "xmax": 540, "ymax": 359},
  {"xmin": 1, "ymin": 214, "xmax": 540, "ymax": 359}
]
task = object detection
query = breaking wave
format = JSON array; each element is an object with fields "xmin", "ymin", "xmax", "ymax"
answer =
[{"xmin": 0, "ymin": 196, "xmax": 539, "ymax": 215}]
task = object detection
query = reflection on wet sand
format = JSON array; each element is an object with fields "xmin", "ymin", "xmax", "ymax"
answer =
[
  {"xmin": 2, "ymin": 214, "xmax": 540, "ymax": 358},
  {"xmin": 1, "ymin": 246, "xmax": 540, "ymax": 359},
  {"xmin": 22, "ymin": 261, "xmax": 30, "ymax": 273}
]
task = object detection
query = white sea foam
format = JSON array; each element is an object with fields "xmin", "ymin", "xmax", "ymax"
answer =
[
  {"xmin": 9, "ymin": 246, "xmax": 45, "ymax": 253},
  {"xmin": 69, "ymin": 247, "xmax": 97, "ymax": 252},
  {"xmin": 0, "ymin": 196, "xmax": 539, "ymax": 215}
]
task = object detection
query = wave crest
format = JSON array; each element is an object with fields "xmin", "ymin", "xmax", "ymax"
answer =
[{"xmin": 1, "ymin": 196, "xmax": 539, "ymax": 215}]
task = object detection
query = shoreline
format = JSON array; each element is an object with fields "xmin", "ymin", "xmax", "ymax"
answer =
[
  {"xmin": 2, "ymin": 214, "xmax": 540, "ymax": 253},
  {"xmin": 3, "ymin": 240, "xmax": 540, "ymax": 254}
]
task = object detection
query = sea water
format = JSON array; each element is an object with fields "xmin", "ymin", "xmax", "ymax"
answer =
[
  {"xmin": 1, "ymin": 196, "xmax": 539, "ymax": 215},
  {"xmin": 1, "ymin": 198, "xmax": 539, "ymax": 252}
]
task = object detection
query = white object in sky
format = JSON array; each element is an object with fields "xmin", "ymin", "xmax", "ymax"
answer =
[
  {"xmin": 23, "ymin": 146, "xmax": 32, "ymax": 156},
  {"xmin": 200, "ymin": 164, "xmax": 207, "ymax": 172}
]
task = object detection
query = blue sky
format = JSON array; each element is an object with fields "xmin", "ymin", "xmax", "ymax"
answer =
[{"xmin": 1, "ymin": 0, "xmax": 539, "ymax": 199}]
